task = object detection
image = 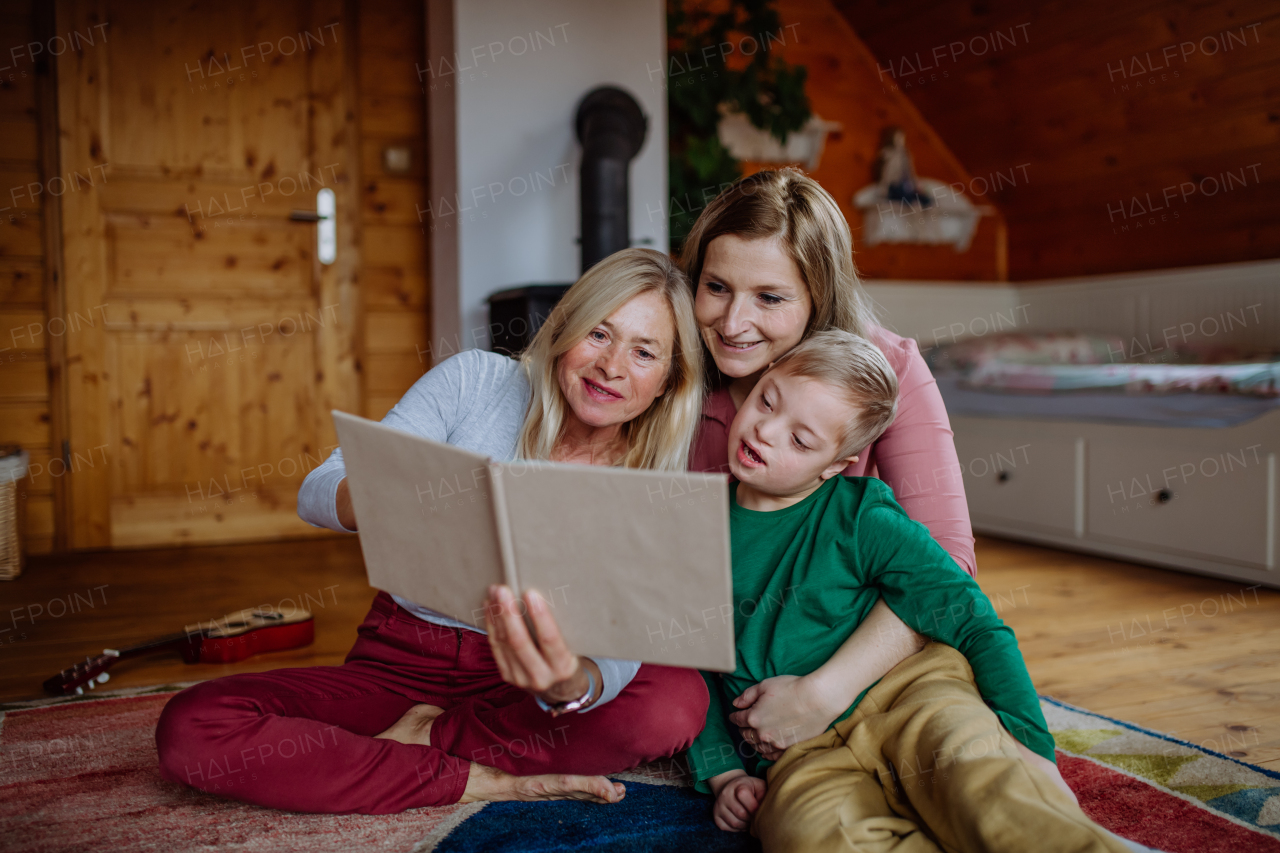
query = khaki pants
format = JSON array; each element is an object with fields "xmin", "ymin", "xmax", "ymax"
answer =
[{"xmin": 753, "ymin": 644, "xmax": 1129, "ymax": 853}]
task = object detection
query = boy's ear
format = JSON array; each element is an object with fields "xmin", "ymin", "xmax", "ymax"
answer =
[{"xmin": 819, "ymin": 454, "xmax": 859, "ymax": 481}]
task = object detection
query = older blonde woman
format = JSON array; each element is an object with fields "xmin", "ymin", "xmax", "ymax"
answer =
[{"xmin": 156, "ymin": 249, "xmax": 708, "ymax": 815}]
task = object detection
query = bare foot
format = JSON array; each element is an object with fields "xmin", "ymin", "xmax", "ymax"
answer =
[
  {"xmin": 374, "ymin": 703, "xmax": 444, "ymax": 746},
  {"xmin": 460, "ymin": 762, "xmax": 626, "ymax": 805}
]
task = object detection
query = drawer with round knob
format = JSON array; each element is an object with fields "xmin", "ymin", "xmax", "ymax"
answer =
[
  {"xmin": 951, "ymin": 418, "xmax": 1079, "ymax": 536},
  {"xmin": 1087, "ymin": 439, "xmax": 1271, "ymax": 569}
]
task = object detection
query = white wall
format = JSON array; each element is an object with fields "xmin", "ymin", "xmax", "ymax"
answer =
[
  {"xmin": 1014, "ymin": 259, "xmax": 1280, "ymax": 355},
  {"xmin": 862, "ymin": 282, "xmax": 1020, "ymax": 349},
  {"xmin": 438, "ymin": 0, "xmax": 667, "ymax": 353},
  {"xmin": 864, "ymin": 258, "xmax": 1280, "ymax": 353}
]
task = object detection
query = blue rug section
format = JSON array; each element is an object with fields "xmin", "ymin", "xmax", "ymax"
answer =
[
  {"xmin": 435, "ymin": 781, "xmax": 761, "ymax": 853},
  {"xmin": 1204, "ymin": 786, "xmax": 1280, "ymax": 826}
]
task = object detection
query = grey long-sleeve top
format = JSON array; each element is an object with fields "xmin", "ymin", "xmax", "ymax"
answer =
[{"xmin": 298, "ymin": 348, "xmax": 642, "ymax": 709}]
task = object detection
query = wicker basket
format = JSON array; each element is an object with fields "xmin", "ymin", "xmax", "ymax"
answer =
[{"xmin": 0, "ymin": 446, "xmax": 29, "ymax": 581}]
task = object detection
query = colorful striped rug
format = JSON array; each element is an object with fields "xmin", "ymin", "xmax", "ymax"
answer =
[
  {"xmin": 1, "ymin": 685, "xmax": 1277, "ymax": 852},
  {"xmin": 1042, "ymin": 698, "xmax": 1280, "ymax": 853}
]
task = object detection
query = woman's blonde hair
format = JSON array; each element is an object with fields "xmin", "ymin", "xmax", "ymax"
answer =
[
  {"xmin": 679, "ymin": 167, "xmax": 878, "ymax": 350},
  {"xmin": 517, "ymin": 248, "xmax": 705, "ymax": 471}
]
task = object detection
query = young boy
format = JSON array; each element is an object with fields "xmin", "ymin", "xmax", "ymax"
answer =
[{"xmin": 689, "ymin": 330, "xmax": 1136, "ymax": 853}]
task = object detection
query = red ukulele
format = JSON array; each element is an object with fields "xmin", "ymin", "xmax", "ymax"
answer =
[{"xmin": 43, "ymin": 607, "xmax": 315, "ymax": 696}]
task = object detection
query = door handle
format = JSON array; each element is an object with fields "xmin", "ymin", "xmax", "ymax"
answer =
[{"xmin": 288, "ymin": 189, "xmax": 337, "ymax": 265}]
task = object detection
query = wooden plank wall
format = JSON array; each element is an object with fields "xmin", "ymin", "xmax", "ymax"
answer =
[
  {"xmin": 836, "ymin": 0, "xmax": 1280, "ymax": 279},
  {"xmin": 0, "ymin": 1, "xmax": 55, "ymax": 555},
  {"xmin": 0, "ymin": 0, "xmax": 431, "ymax": 554},
  {"xmin": 735, "ymin": 0, "xmax": 1009, "ymax": 281},
  {"xmin": 357, "ymin": 0, "xmax": 431, "ymax": 421}
]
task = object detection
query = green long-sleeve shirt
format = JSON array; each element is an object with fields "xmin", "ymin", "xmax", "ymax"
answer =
[{"xmin": 688, "ymin": 476, "xmax": 1054, "ymax": 793}]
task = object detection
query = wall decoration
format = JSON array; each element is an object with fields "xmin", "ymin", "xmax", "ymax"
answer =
[
  {"xmin": 853, "ymin": 127, "xmax": 988, "ymax": 251},
  {"xmin": 716, "ymin": 108, "xmax": 841, "ymax": 171}
]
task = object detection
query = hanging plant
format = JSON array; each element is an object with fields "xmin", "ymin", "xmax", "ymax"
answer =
[{"xmin": 666, "ymin": 0, "xmax": 812, "ymax": 249}]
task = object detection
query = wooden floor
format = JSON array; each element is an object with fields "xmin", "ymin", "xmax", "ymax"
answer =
[
  {"xmin": 2, "ymin": 535, "xmax": 1277, "ymax": 772},
  {"xmin": 0, "ymin": 538, "xmax": 376, "ymax": 703}
]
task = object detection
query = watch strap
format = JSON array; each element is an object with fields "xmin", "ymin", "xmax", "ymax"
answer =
[{"xmin": 535, "ymin": 667, "xmax": 596, "ymax": 714}]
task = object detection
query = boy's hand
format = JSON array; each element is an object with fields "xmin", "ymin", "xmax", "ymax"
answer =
[
  {"xmin": 729, "ymin": 674, "xmax": 839, "ymax": 761},
  {"xmin": 709, "ymin": 770, "xmax": 767, "ymax": 832}
]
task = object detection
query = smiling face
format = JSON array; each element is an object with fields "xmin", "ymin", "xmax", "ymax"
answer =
[
  {"xmin": 694, "ymin": 234, "xmax": 813, "ymax": 391},
  {"xmin": 727, "ymin": 366, "xmax": 859, "ymax": 505},
  {"xmin": 555, "ymin": 289, "xmax": 676, "ymax": 434}
]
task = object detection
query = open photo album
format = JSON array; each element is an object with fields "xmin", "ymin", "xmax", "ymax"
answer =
[{"xmin": 332, "ymin": 411, "xmax": 736, "ymax": 671}]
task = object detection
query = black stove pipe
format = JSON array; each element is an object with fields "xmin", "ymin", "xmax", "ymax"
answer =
[{"xmin": 575, "ymin": 87, "xmax": 647, "ymax": 273}]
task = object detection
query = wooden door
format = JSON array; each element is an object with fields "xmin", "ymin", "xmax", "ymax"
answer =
[{"xmin": 56, "ymin": 0, "xmax": 360, "ymax": 548}]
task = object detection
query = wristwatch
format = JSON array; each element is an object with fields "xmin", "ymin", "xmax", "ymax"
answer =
[{"xmin": 535, "ymin": 668, "xmax": 596, "ymax": 716}]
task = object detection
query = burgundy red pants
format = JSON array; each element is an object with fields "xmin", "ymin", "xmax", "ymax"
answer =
[{"xmin": 155, "ymin": 592, "xmax": 709, "ymax": 814}]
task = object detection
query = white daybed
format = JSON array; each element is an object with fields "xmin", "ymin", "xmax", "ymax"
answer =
[{"xmin": 865, "ymin": 260, "xmax": 1279, "ymax": 589}]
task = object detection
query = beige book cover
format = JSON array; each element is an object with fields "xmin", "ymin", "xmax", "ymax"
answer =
[{"xmin": 333, "ymin": 411, "xmax": 736, "ymax": 671}]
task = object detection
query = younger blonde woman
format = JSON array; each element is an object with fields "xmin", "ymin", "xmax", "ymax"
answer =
[{"xmin": 681, "ymin": 168, "xmax": 980, "ymax": 762}]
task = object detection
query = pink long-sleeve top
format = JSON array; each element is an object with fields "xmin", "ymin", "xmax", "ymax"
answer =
[{"xmin": 690, "ymin": 324, "xmax": 977, "ymax": 577}]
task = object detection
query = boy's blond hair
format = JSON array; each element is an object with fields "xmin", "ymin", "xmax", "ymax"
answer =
[{"xmin": 766, "ymin": 330, "xmax": 899, "ymax": 458}]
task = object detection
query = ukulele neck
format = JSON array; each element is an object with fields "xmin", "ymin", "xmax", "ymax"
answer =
[{"xmin": 107, "ymin": 632, "xmax": 191, "ymax": 660}]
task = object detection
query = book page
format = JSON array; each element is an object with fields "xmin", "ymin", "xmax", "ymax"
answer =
[
  {"xmin": 332, "ymin": 412, "xmax": 504, "ymax": 627},
  {"xmin": 497, "ymin": 461, "xmax": 735, "ymax": 671}
]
